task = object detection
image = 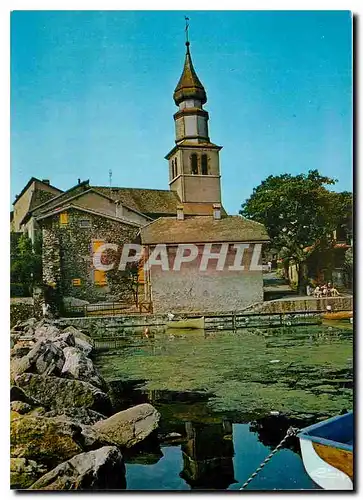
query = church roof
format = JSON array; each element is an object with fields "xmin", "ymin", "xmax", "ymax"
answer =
[
  {"xmin": 93, "ymin": 186, "xmax": 181, "ymax": 217},
  {"xmin": 140, "ymin": 215, "xmax": 269, "ymax": 245},
  {"xmin": 173, "ymin": 42, "xmax": 207, "ymax": 106}
]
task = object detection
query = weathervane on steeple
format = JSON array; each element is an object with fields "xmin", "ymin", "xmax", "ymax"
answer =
[{"xmin": 184, "ymin": 16, "xmax": 190, "ymax": 45}]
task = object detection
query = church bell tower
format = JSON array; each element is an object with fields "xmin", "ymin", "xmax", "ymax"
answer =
[{"xmin": 166, "ymin": 35, "xmax": 222, "ymax": 206}]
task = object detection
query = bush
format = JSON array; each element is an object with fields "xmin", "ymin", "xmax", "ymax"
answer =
[{"xmin": 10, "ymin": 283, "xmax": 30, "ymax": 297}]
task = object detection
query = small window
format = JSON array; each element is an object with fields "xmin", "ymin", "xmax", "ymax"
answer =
[
  {"xmin": 201, "ymin": 154, "xmax": 208, "ymax": 175},
  {"xmin": 79, "ymin": 219, "xmax": 91, "ymax": 228},
  {"xmin": 175, "ymin": 157, "xmax": 178, "ymax": 176},
  {"xmin": 60, "ymin": 212, "xmax": 68, "ymax": 225},
  {"xmin": 191, "ymin": 154, "xmax": 198, "ymax": 175},
  {"xmin": 72, "ymin": 278, "xmax": 81, "ymax": 286},
  {"xmin": 171, "ymin": 160, "xmax": 175, "ymax": 178}
]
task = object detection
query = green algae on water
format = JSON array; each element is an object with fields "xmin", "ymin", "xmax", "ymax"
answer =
[{"xmin": 94, "ymin": 324, "xmax": 353, "ymax": 419}]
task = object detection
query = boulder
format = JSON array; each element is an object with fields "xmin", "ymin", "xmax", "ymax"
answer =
[
  {"xmin": 44, "ymin": 408, "xmax": 107, "ymax": 426},
  {"xmin": 10, "ymin": 356, "xmax": 32, "ymax": 383},
  {"xmin": 10, "ymin": 334, "xmax": 20, "ymax": 349},
  {"xmin": 10, "ymin": 385, "xmax": 41, "ymax": 406},
  {"xmin": 34, "ymin": 323, "xmax": 61, "ymax": 341},
  {"xmin": 54, "ymin": 331, "xmax": 75, "ymax": 347},
  {"xmin": 18, "ymin": 317, "xmax": 38, "ymax": 331},
  {"xmin": 10, "ymin": 401, "xmax": 32, "ymax": 415},
  {"xmin": 92, "ymin": 403, "xmax": 160, "ymax": 448},
  {"xmin": 10, "ymin": 457, "xmax": 48, "ymax": 490},
  {"xmin": 15, "ymin": 373, "xmax": 112, "ymax": 415},
  {"xmin": 62, "ymin": 326, "xmax": 93, "ymax": 347},
  {"xmin": 26, "ymin": 339, "xmax": 65, "ymax": 376},
  {"xmin": 63, "ymin": 297, "xmax": 89, "ymax": 307},
  {"xmin": 29, "ymin": 446, "xmax": 125, "ymax": 490},
  {"xmin": 10, "ymin": 415, "xmax": 83, "ymax": 468},
  {"xmin": 61, "ymin": 347, "xmax": 107, "ymax": 390},
  {"xmin": 74, "ymin": 337, "xmax": 93, "ymax": 356},
  {"xmin": 11, "ymin": 344, "xmax": 32, "ymax": 359}
]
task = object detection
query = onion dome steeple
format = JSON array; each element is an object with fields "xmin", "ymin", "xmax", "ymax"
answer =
[
  {"xmin": 173, "ymin": 41, "xmax": 207, "ymax": 106},
  {"xmin": 166, "ymin": 23, "xmax": 222, "ymax": 207}
]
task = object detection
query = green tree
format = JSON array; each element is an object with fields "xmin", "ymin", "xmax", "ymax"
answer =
[
  {"xmin": 240, "ymin": 170, "xmax": 351, "ymax": 294},
  {"xmin": 10, "ymin": 232, "xmax": 43, "ymax": 296}
]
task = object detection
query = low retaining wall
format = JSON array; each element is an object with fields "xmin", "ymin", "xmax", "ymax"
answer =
[
  {"xmin": 55, "ymin": 314, "xmax": 166, "ymax": 337},
  {"xmin": 243, "ymin": 296, "xmax": 353, "ymax": 314},
  {"xmin": 55, "ymin": 296, "xmax": 352, "ymax": 337}
]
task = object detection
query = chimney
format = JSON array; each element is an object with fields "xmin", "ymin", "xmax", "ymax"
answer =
[
  {"xmin": 176, "ymin": 204, "xmax": 184, "ymax": 221},
  {"xmin": 42, "ymin": 179, "xmax": 50, "ymax": 185},
  {"xmin": 213, "ymin": 203, "xmax": 221, "ymax": 220}
]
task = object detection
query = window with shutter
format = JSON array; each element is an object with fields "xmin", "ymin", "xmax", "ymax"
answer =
[
  {"xmin": 60, "ymin": 212, "xmax": 68, "ymax": 225},
  {"xmin": 92, "ymin": 240, "xmax": 107, "ymax": 286}
]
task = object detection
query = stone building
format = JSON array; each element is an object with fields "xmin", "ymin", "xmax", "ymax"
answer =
[
  {"xmin": 12, "ymin": 177, "xmax": 63, "ymax": 237},
  {"xmin": 12, "ymin": 38, "xmax": 268, "ymax": 311}
]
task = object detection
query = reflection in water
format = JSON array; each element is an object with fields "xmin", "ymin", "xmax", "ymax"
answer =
[
  {"xmin": 95, "ymin": 324, "xmax": 351, "ymax": 490},
  {"xmin": 180, "ymin": 420, "xmax": 237, "ymax": 490}
]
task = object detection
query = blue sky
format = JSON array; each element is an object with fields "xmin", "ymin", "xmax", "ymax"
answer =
[{"xmin": 11, "ymin": 10, "xmax": 352, "ymax": 213}]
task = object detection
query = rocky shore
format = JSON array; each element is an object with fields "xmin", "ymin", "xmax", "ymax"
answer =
[{"xmin": 10, "ymin": 318, "xmax": 160, "ymax": 490}]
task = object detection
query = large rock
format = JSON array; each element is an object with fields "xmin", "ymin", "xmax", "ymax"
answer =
[
  {"xmin": 62, "ymin": 325, "xmax": 92, "ymax": 343},
  {"xmin": 10, "ymin": 401, "xmax": 32, "ymax": 415},
  {"xmin": 10, "ymin": 415, "xmax": 83, "ymax": 468},
  {"xmin": 62, "ymin": 326, "xmax": 93, "ymax": 354},
  {"xmin": 74, "ymin": 338, "xmax": 93, "ymax": 356},
  {"xmin": 34, "ymin": 323, "xmax": 61, "ymax": 341},
  {"xmin": 92, "ymin": 403, "xmax": 160, "ymax": 448},
  {"xmin": 10, "ymin": 457, "xmax": 48, "ymax": 490},
  {"xmin": 44, "ymin": 408, "xmax": 107, "ymax": 426},
  {"xmin": 10, "ymin": 385, "xmax": 40, "ymax": 406},
  {"xmin": 26, "ymin": 339, "xmax": 65, "ymax": 376},
  {"xmin": 29, "ymin": 446, "xmax": 125, "ymax": 490},
  {"xmin": 11, "ymin": 344, "xmax": 33, "ymax": 359},
  {"xmin": 10, "ymin": 356, "xmax": 31, "ymax": 384},
  {"xmin": 53, "ymin": 331, "xmax": 75, "ymax": 348},
  {"xmin": 15, "ymin": 373, "xmax": 112, "ymax": 415},
  {"xmin": 61, "ymin": 347, "xmax": 107, "ymax": 390}
]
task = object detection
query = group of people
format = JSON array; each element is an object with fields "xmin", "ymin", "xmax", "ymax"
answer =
[{"xmin": 312, "ymin": 282, "xmax": 340, "ymax": 298}]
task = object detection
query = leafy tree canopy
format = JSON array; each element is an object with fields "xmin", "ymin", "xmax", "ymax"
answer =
[{"xmin": 240, "ymin": 170, "xmax": 352, "ymax": 292}]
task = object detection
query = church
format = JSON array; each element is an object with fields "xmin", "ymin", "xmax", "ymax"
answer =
[{"xmin": 11, "ymin": 38, "xmax": 269, "ymax": 313}]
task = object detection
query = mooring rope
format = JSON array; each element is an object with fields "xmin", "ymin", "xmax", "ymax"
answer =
[{"xmin": 239, "ymin": 426, "xmax": 300, "ymax": 490}]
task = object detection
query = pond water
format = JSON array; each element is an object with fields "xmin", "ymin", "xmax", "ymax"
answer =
[{"xmin": 94, "ymin": 322, "xmax": 353, "ymax": 491}]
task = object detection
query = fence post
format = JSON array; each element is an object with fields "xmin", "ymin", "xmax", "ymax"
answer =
[{"xmin": 232, "ymin": 311, "xmax": 236, "ymax": 331}]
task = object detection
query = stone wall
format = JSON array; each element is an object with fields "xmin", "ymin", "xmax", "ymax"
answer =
[
  {"xmin": 55, "ymin": 314, "xmax": 166, "ymax": 337},
  {"xmin": 41, "ymin": 208, "xmax": 140, "ymax": 303},
  {"xmin": 147, "ymin": 244, "xmax": 264, "ymax": 314},
  {"xmin": 150, "ymin": 270, "xmax": 263, "ymax": 313},
  {"xmin": 243, "ymin": 295, "xmax": 353, "ymax": 314}
]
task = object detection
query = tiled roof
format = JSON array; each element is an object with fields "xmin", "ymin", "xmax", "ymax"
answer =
[
  {"xmin": 140, "ymin": 215, "xmax": 269, "ymax": 244},
  {"xmin": 31, "ymin": 181, "xmax": 90, "ymax": 216},
  {"xmin": 36, "ymin": 204, "xmax": 140, "ymax": 227},
  {"xmin": 29, "ymin": 189, "xmax": 59, "ymax": 212},
  {"xmin": 93, "ymin": 186, "xmax": 181, "ymax": 217},
  {"xmin": 13, "ymin": 177, "xmax": 62, "ymax": 205}
]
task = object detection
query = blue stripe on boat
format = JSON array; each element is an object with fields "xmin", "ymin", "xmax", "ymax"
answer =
[{"xmin": 297, "ymin": 412, "xmax": 353, "ymax": 452}]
